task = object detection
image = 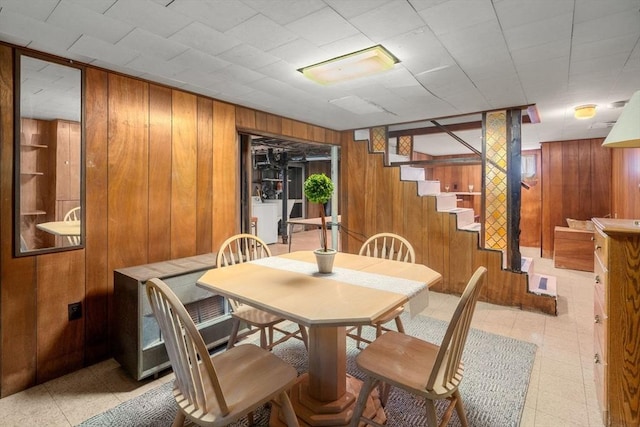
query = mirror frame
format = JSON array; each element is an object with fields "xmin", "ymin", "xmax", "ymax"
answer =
[{"xmin": 13, "ymin": 51, "xmax": 85, "ymax": 256}]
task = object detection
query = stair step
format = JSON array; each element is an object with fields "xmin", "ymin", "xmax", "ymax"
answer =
[
  {"xmin": 418, "ymin": 180, "xmax": 441, "ymax": 195},
  {"xmin": 435, "ymin": 193, "xmax": 457, "ymax": 211},
  {"xmin": 400, "ymin": 165, "xmax": 425, "ymax": 181},
  {"xmin": 449, "ymin": 208, "xmax": 475, "ymax": 228},
  {"xmin": 388, "ymin": 153, "xmax": 410, "ymax": 163},
  {"xmin": 458, "ymin": 222, "xmax": 481, "ymax": 232},
  {"xmin": 529, "ymin": 273, "xmax": 557, "ymax": 297},
  {"xmin": 521, "ymin": 256, "xmax": 534, "ymax": 275}
]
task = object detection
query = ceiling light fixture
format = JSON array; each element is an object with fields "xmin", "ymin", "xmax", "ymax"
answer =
[
  {"xmin": 602, "ymin": 90, "xmax": 640, "ymax": 148},
  {"xmin": 574, "ymin": 104, "xmax": 597, "ymax": 119},
  {"xmin": 298, "ymin": 45, "xmax": 399, "ymax": 85}
]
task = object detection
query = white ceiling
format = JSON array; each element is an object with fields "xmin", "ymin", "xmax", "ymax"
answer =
[{"xmin": 1, "ymin": 0, "xmax": 639, "ymax": 154}]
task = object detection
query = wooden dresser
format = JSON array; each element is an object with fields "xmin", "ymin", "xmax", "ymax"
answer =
[{"xmin": 592, "ymin": 218, "xmax": 640, "ymax": 426}]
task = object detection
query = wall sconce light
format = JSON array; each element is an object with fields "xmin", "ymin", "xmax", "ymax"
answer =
[
  {"xmin": 574, "ymin": 104, "xmax": 597, "ymax": 119},
  {"xmin": 298, "ymin": 45, "xmax": 399, "ymax": 85},
  {"xmin": 602, "ymin": 90, "xmax": 640, "ymax": 148}
]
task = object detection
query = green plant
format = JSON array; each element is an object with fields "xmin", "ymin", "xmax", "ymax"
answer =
[{"xmin": 303, "ymin": 173, "xmax": 335, "ymax": 251}]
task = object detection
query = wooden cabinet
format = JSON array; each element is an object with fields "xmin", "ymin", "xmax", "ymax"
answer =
[
  {"xmin": 592, "ymin": 218, "xmax": 640, "ymax": 426},
  {"xmin": 113, "ymin": 254, "xmax": 235, "ymax": 380}
]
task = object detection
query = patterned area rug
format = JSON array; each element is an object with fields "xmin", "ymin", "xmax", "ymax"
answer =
[{"xmin": 78, "ymin": 314, "xmax": 536, "ymax": 426}]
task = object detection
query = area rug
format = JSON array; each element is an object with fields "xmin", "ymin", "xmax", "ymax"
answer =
[{"xmin": 78, "ymin": 314, "xmax": 536, "ymax": 426}]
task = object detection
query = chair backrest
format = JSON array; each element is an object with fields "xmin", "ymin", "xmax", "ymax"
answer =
[
  {"xmin": 64, "ymin": 206, "xmax": 80, "ymax": 222},
  {"xmin": 146, "ymin": 278, "xmax": 229, "ymax": 417},
  {"xmin": 63, "ymin": 207, "xmax": 81, "ymax": 245},
  {"xmin": 359, "ymin": 232, "xmax": 415, "ymax": 263},
  {"xmin": 426, "ymin": 266, "xmax": 487, "ymax": 392},
  {"xmin": 216, "ymin": 233, "xmax": 272, "ymax": 267}
]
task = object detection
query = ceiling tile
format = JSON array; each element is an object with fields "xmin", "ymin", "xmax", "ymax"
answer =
[
  {"xmin": 64, "ymin": 0, "xmax": 117, "ymax": 14},
  {"xmin": 418, "ymin": 0, "xmax": 496, "ymax": 36},
  {"xmin": 105, "ymin": 0, "xmax": 192, "ymax": 37},
  {"xmin": 268, "ymin": 38, "xmax": 327, "ymax": 67},
  {"xmin": 217, "ymin": 43, "xmax": 280, "ymax": 70},
  {"xmin": 0, "ymin": 8, "xmax": 78, "ymax": 49},
  {"xmin": 493, "ymin": 0, "xmax": 574, "ymax": 30},
  {"xmin": 68, "ymin": 34, "xmax": 139, "ymax": 66},
  {"xmin": 241, "ymin": 0, "xmax": 325, "ymax": 25},
  {"xmin": 225, "ymin": 14, "xmax": 298, "ymax": 51},
  {"xmin": 324, "ymin": 0, "xmax": 393, "ymax": 19},
  {"xmin": 47, "ymin": 1, "xmax": 133, "ymax": 44},
  {"xmin": 0, "ymin": 0, "xmax": 58, "ymax": 21},
  {"xmin": 571, "ymin": 34, "xmax": 639, "ymax": 63},
  {"xmin": 169, "ymin": 49, "xmax": 229, "ymax": 74},
  {"xmin": 349, "ymin": 0, "xmax": 424, "ymax": 41},
  {"xmin": 211, "ymin": 63, "xmax": 264, "ymax": 85},
  {"xmin": 573, "ymin": 10, "xmax": 640, "ymax": 45},
  {"xmin": 502, "ymin": 13, "xmax": 573, "ymax": 51},
  {"xmin": 117, "ymin": 28, "xmax": 188, "ymax": 61},
  {"xmin": 573, "ymin": 0, "xmax": 640, "ymax": 24},
  {"xmin": 126, "ymin": 54, "xmax": 189, "ymax": 79},
  {"xmin": 285, "ymin": 7, "xmax": 360, "ymax": 46},
  {"xmin": 510, "ymin": 39, "xmax": 571, "ymax": 66},
  {"xmin": 166, "ymin": 0, "xmax": 257, "ymax": 33},
  {"xmin": 169, "ymin": 22, "xmax": 242, "ymax": 57}
]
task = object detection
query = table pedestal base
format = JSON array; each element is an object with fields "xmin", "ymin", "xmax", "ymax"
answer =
[{"xmin": 270, "ymin": 373, "xmax": 386, "ymax": 426}]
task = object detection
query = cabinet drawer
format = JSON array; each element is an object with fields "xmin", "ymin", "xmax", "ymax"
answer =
[
  {"xmin": 594, "ymin": 253, "xmax": 607, "ymax": 306},
  {"xmin": 594, "ymin": 290, "xmax": 608, "ymax": 362},
  {"xmin": 594, "ymin": 228, "xmax": 608, "ymax": 269}
]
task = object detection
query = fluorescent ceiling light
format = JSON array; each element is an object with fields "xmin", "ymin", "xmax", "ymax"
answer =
[
  {"xmin": 574, "ymin": 104, "xmax": 597, "ymax": 119},
  {"xmin": 602, "ymin": 90, "xmax": 640, "ymax": 148},
  {"xmin": 299, "ymin": 45, "xmax": 399, "ymax": 85}
]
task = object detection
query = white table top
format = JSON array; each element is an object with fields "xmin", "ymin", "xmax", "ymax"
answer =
[{"xmin": 36, "ymin": 220, "xmax": 80, "ymax": 236}]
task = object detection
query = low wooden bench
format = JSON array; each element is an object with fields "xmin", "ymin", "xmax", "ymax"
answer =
[{"xmin": 553, "ymin": 226, "xmax": 594, "ymax": 272}]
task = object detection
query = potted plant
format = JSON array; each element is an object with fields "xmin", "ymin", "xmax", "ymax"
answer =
[{"xmin": 303, "ymin": 173, "xmax": 336, "ymax": 273}]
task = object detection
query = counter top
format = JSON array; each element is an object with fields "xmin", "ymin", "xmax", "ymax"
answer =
[{"xmin": 592, "ymin": 218, "xmax": 640, "ymax": 234}]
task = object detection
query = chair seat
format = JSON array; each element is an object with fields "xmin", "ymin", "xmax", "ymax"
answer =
[
  {"xmin": 356, "ymin": 331, "xmax": 463, "ymax": 398},
  {"xmin": 175, "ymin": 344, "xmax": 298, "ymax": 427},
  {"xmin": 232, "ymin": 305, "xmax": 285, "ymax": 327}
]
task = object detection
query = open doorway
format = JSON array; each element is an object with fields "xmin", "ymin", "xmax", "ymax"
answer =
[{"xmin": 240, "ymin": 133, "xmax": 337, "ymax": 245}]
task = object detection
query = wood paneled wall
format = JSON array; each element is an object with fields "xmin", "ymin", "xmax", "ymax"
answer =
[
  {"xmin": 341, "ymin": 133, "xmax": 555, "ymax": 315},
  {"xmin": 0, "ymin": 44, "xmax": 339, "ymax": 397},
  {"xmin": 520, "ymin": 149, "xmax": 542, "ymax": 247},
  {"xmin": 541, "ymin": 139, "xmax": 611, "ymax": 258},
  {"xmin": 611, "ymin": 147, "xmax": 640, "ymax": 219}
]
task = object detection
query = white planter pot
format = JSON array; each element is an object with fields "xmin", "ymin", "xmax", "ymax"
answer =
[{"xmin": 314, "ymin": 248, "xmax": 337, "ymax": 274}]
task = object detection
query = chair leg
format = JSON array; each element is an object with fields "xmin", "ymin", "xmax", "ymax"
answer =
[
  {"xmin": 453, "ymin": 389, "xmax": 469, "ymax": 427},
  {"xmin": 424, "ymin": 399, "xmax": 438, "ymax": 427},
  {"xmin": 298, "ymin": 325, "xmax": 309, "ymax": 350},
  {"xmin": 278, "ymin": 390, "xmax": 300, "ymax": 427},
  {"xmin": 226, "ymin": 318, "xmax": 241, "ymax": 350},
  {"xmin": 349, "ymin": 376, "xmax": 378, "ymax": 427},
  {"xmin": 378, "ymin": 382, "xmax": 392, "ymax": 407},
  {"xmin": 171, "ymin": 410, "xmax": 186, "ymax": 427},
  {"xmin": 355, "ymin": 326, "xmax": 364, "ymax": 349},
  {"xmin": 394, "ymin": 316, "xmax": 405, "ymax": 333},
  {"xmin": 247, "ymin": 411, "xmax": 254, "ymax": 426},
  {"xmin": 260, "ymin": 327, "xmax": 268, "ymax": 350}
]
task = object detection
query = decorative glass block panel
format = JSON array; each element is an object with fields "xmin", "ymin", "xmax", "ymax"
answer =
[
  {"xmin": 371, "ymin": 126, "xmax": 386, "ymax": 152},
  {"xmin": 397, "ymin": 135, "xmax": 412, "ymax": 156},
  {"xmin": 484, "ymin": 111, "xmax": 508, "ymax": 250}
]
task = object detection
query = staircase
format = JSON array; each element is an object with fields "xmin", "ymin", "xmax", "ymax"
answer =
[{"xmin": 399, "ymin": 165, "xmax": 558, "ymax": 299}]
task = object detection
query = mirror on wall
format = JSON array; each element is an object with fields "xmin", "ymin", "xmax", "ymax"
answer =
[{"xmin": 15, "ymin": 53, "xmax": 84, "ymax": 255}]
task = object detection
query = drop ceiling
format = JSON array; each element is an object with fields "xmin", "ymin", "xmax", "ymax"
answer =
[{"xmin": 1, "ymin": 0, "xmax": 639, "ymax": 154}]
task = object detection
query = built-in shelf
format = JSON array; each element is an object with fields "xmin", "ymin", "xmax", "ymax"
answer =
[
  {"xmin": 21, "ymin": 172, "xmax": 45, "ymax": 176},
  {"xmin": 21, "ymin": 210, "xmax": 46, "ymax": 216},
  {"xmin": 21, "ymin": 144, "xmax": 48, "ymax": 149}
]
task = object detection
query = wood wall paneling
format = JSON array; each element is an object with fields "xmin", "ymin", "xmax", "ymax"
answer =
[
  {"xmin": 611, "ymin": 148, "xmax": 640, "ymax": 219},
  {"xmin": 541, "ymin": 139, "xmax": 611, "ymax": 258},
  {"xmin": 84, "ymin": 67, "xmax": 110, "ymax": 365},
  {"xmin": 520, "ymin": 149, "xmax": 542, "ymax": 247},
  {"xmin": 36, "ymin": 250, "xmax": 85, "ymax": 383},
  {"xmin": 170, "ymin": 90, "xmax": 198, "ymax": 259},
  {"xmin": 107, "ymin": 75, "xmax": 150, "ymax": 278},
  {"xmin": 212, "ymin": 101, "xmax": 239, "ymax": 249},
  {"xmin": 147, "ymin": 84, "xmax": 173, "ymax": 263},
  {"xmin": 196, "ymin": 97, "xmax": 214, "ymax": 255},
  {"xmin": 0, "ymin": 44, "xmax": 39, "ymax": 397}
]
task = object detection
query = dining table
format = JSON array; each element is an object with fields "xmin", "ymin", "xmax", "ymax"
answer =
[
  {"xmin": 197, "ymin": 250, "xmax": 441, "ymax": 426},
  {"xmin": 36, "ymin": 220, "xmax": 81, "ymax": 237}
]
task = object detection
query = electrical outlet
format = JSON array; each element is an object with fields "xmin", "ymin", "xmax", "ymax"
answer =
[{"xmin": 68, "ymin": 302, "xmax": 82, "ymax": 321}]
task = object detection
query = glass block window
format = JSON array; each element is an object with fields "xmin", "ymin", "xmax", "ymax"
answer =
[
  {"xmin": 397, "ymin": 135, "xmax": 412, "ymax": 156},
  {"xmin": 484, "ymin": 111, "xmax": 507, "ymax": 250},
  {"xmin": 371, "ymin": 126, "xmax": 386, "ymax": 152}
]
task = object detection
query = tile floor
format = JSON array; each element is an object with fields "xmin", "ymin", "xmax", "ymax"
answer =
[{"xmin": 0, "ymin": 230, "xmax": 601, "ymax": 426}]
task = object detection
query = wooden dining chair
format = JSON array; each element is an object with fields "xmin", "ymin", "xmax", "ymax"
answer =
[
  {"xmin": 146, "ymin": 278, "xmax": 300, "ymax": 427},
  {"xmin": 349, "ymin": 266, "xmax": 487, "ymax": 427},
  {"xmin": 217, "ymin": 234, "xmax": 308, "ymax": 351},
  {"xmin": 347, "ymin": 232, "xmax": 416, "ymax": 348},
  {"xmin": 63, "ymin": 206, "xmax": 81, "ymax": 245}
]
